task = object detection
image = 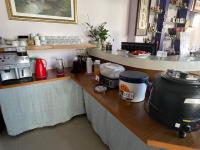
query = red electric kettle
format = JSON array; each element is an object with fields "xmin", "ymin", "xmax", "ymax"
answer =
[{"xmin": 35, "ymin": 58, "xmax": 47, "ymax": 80}]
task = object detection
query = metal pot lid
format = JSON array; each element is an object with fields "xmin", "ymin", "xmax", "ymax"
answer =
[{"xmin": 161, "ymin": 70, "xmax": 200, "ymax": 85}]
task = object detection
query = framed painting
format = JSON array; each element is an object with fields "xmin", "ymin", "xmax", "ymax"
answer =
[
  {"xmin": 135, "ymin": 0, "xmax": 151, "ymax": 36},
  {"xmin": 5, "ymin": 0, "xmax": 77, "ymax": 24},
  {"xmin": 192, "ymin": 0, "xmax": 200, "ymax": 13}
]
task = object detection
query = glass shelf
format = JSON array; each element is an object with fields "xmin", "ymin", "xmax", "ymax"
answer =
[
  {"xmin": 150, "ymin": 10, "xmax": 165, "ymax": 15},
  {"xmin": 168, "ymin": 3, "xmax": 188, "ymax": 10},
  {"xmin": 164, "ymin": 36, "xmax": 176, "ymax": 40},
  {"xmin": 147, "ymin": 30, "xmax": 162, "ymax": 34},
  {"xmin": 163, "ymin": 21, "xmax": 186, "ymax": 25}
]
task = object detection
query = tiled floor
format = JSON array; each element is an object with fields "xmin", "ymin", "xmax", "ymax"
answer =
[{"xmin": 0, "ymin": 115, "xmax": 109, "ymax": 150}]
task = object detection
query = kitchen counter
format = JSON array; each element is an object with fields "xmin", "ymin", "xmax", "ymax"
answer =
[
  {"xmin": 88, "ymin": 49, "xmax": 200, "ymax": 72},
  {"xmin": 1, "ymin": 69, "xmax": 199, "ymax": 149},
  {"xmin": 72, "ymin": 73, "xmax": 200, "ymax": 149}
]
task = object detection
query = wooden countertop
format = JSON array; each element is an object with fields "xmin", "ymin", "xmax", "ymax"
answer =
[
  {"xmin": 72, "ymin": 73, "xmax": 200, "ymax": 149},
  {"xmin": 0, "ymin": 68, "xmax": 71, "ymax": 89}
]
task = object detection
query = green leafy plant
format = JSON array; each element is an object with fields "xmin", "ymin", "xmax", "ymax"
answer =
[
  {"xmin": 85, "ymin": 22, "xmax": 109, "ymax": 43},
  {"xmin": 97, "ymin": 22, "xmax": 109, "ymax": 42},
  {"xmin": 85, "ymin": 22, "xmax": 100, "ymax": 41}
]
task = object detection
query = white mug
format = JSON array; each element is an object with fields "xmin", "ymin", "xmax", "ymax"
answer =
[
  {"xmin": 34, "ymin": 36, "xmax": 39, "ymax": 41},
  {"xmin": 12, "ymin": 41, "xmax": 19, "ymax": 47},
  {"xmin": 31, "ymin": 33, "xmax": 36, "ymax": 38},
  {"xmin": 35, "ymin": 39, "xmax": 41, "ymax": 46},
  {"xmin": 19, "ymin": 40, "xmax": 27, "ymax": 47},
  {"xmin": 40, "ymin": 36, "xmax": 46, "ymax": 41}
]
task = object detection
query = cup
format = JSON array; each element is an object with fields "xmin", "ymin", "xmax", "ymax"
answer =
[
  {"xmin": 56, "ymin": 58, "xmax": 65, "ymax": 76},
  {"xmin": 40, "ymin": 36, "xmax": 46, "ymax": 41},
  {"xmin": 19, "ymin": 40, "xmax": 27, "ymax": 47},
  {"xmin": 31, "ymin": 33, "xmax": 36, "ymax": 38},
  {"xmin": 34, "ymin": 36, "xmax": 39, "ymax": 41},
  {"xmin": 35, "ymin": 39, "xmax": 41, "ymax": 46},
  {"xmin": 12, "ymin": 41, "xmax": 19, "ymax": 47}
]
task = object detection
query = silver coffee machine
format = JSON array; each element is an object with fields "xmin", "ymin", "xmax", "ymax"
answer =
[{"xmin": 0, "ymin": 46, "xmax": 33, "ymax": 85}]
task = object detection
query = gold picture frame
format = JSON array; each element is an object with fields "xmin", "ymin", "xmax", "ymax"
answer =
[
  {"xmin": 5, "ymin": 0, "xmax": 78, "ymax": 24},
  {"xmin": 192, "ymin": 0, "xmax": 200, "ymax": 13},
  {"xmin": 135, "ymin": 0, "xmax": 151, "ymax": 36}
]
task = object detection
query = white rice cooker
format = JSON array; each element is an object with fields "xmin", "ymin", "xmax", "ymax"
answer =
[
  {"xmin": 119, "ymin": 71, "xmax": 149, "ymax": 102},
  {"xmin": 100, "ymin": 63, "xmax": 125, "ymax": 89}
]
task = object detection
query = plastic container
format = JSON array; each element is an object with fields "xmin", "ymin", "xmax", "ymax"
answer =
[
  {"xmin": 100, "ymin": 63, "xmax": 125, "ymax": 79},
  {"xmin": 86, "ymin": 57, "xmax": 93, "ymax": 74},
  {"xmin": 94, "ymin": 60, "xmax": 101, "ymax": 76},
  {"xmin": 119, "ymin": 71, "xmax": 149, "ymax": 102},
  {"xmin": 56, "ymin": 58, "xmax": 65, "ymax": 77}
]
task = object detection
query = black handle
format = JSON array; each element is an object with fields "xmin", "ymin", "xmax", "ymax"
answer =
[
  {"xmin": 178, "ymin": 124, "xmax": 192, "ymax": 138},
  {"xmin": 146, "ymin": 81, "xmax": 153, "ymax": 98}
]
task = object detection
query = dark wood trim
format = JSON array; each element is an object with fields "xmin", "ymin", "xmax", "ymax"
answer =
[{"xmin": 0, "ymin": 68, "xmax": 71, "ymax": 89}]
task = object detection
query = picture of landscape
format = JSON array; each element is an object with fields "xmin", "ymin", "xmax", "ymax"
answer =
[
  {"xmin": 135, "ymin": 0, "xmax": 150, "ymax": 36},
  {"xmin": 5, "ymin": 0, "xmax": 77, "ymax": 23},
  {"xmin": 14, "ymin": 0, "xmax": 72, "ymax": 17}
]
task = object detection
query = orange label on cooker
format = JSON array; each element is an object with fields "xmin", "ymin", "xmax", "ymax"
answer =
[{"xmin": 120, "ymin": 84, "xmax": 130, "ymax": 92}]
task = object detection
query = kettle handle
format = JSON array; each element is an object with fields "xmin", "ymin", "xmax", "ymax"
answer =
[{"xmin": 41, "ymin": 59, "xmax": 47, "ymax": 68}]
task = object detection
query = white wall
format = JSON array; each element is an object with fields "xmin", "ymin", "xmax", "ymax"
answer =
[
  {"xmin": 127, "ymin": 0, "xmax": 138, "ymax": 42},
  {"xmin": 0, "ymin": 0, "xmax": 130, "ymax": 48},
  {"xmin": 189, "ymin": 14, "xmax": 200, "ymax": 48},
  {"xmin": 0, "ymin": 0, "xmax": 130, "ymax": 68}
]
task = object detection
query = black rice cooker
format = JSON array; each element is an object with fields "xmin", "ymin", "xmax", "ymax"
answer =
[{"xmin": 149, "ymin": 70, "xmax": 200, "ymax": 138}]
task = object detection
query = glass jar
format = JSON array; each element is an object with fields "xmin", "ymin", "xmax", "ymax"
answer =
[
  {"xmin": 56, "ymin": 58, "xmax": 65, "ymax": 77},
  {"xmin": 94, "ymin": 60, "xmax": 101, "ymax": 77}
]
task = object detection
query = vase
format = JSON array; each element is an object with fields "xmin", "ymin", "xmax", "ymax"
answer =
[
  {"xmin": 100, "ymin": 40, "xmax": 106, "ymax": 51},
  {"xmin": 89, "ymin": 40, "xmax": 101, "ymax": 50}
]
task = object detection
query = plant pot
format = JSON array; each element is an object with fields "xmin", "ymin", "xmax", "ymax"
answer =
[
  {"xmin": 89, "ymin": 40, "xmax": 101, "ymax": 50},
  {"xmin": 100, "ymin": 40, "xmax": 106, "ymax": 51}
]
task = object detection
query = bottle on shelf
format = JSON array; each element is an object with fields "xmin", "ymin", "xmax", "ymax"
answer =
[
  {"xmin": 86, "ymin": 57, "xmax": 93, "ymax": 74},
  {"xmin": 71, "ymin": 56, "xmax": 82, "ymax": 73},
  {"xmin": 94, "ymin": 60, "xmax": 101, "ymax": 81},
  {"xmin": 27, "ymin": 36, "xmax": 34, "ymax": 46}
]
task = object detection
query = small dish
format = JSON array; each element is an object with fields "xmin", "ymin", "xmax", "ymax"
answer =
[{"xmin": 94, "ymin": 84, "xmax": 108, "ymax": 94}]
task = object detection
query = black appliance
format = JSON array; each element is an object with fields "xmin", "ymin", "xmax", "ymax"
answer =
[
  {"xmin": 100, "ymin": 75, "xmax": 119, "ymax": 89},
  {"xmin": 121, "ymin": 42, "xmax": 157, "ymax": 55},
  {"xmin": 149, "ymin": 70, "xmax": 200, "ymax": 138}
]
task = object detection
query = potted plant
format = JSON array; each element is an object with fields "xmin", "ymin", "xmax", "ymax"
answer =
[
  {"xmin": 85, "ymin": 22, "xmax": 100, "ymax": 43},
  {"xmin": 97, "ymin": 22, "xmax": 109, "ymax": 50},
  {"xmin": 85, "ymin": 22, "xmax": 109, "ymax": 50}
]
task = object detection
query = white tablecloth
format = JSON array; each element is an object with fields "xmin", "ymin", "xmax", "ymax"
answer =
[
  {"xmin": 0, "ymin": 80, "xmax": 85, "ymax": 136},
  {"xmin": 83, "ymin": 91, "xmax": 161, "ymax": 150}
]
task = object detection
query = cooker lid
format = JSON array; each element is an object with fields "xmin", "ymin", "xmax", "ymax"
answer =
[
  {"xmin": 119, "ymin": 71, "xmax": 149, "ymax": 83},
  {"xmin": 161, "ymin": 70, "xmax": 200, "ymax": 85},
  {"xmin": 100, "ymin": 63, "xmax": 125, "ymax": 79}
]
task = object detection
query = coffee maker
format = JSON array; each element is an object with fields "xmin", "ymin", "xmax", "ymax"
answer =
[{"xmin": 0, "ymin": 46, "xmax": 33, "ymax": 85}]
